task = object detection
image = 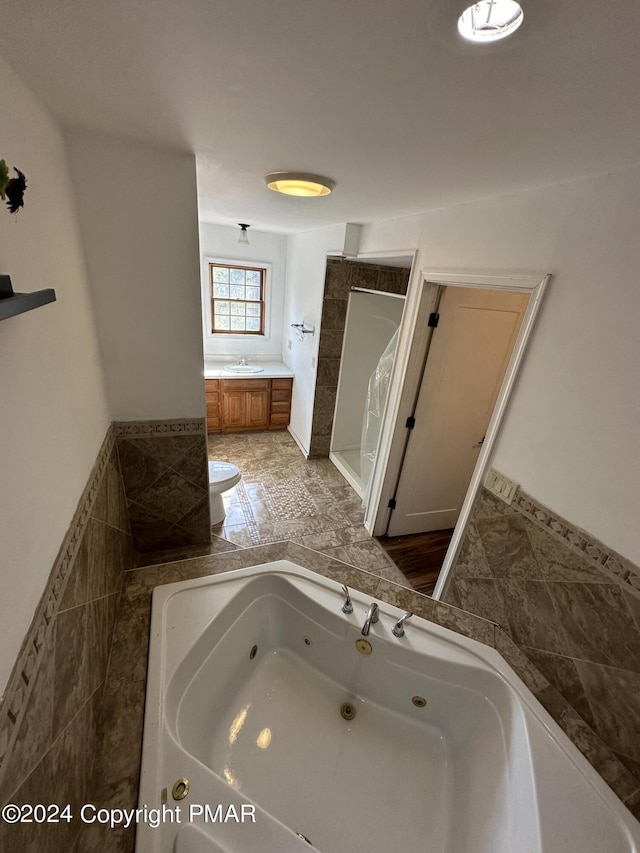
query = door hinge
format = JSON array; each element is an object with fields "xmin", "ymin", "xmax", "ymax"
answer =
[
  {"xmin": 388, "ymin": 498, "xmax": 397, "ymax": 510},
  {"xmin": 428, "ymin": 312, "xmax": 440, "ymax": 328},
  {"xmin": 406, "ymin": 416, "xmax": 416, "ymax": 430}
]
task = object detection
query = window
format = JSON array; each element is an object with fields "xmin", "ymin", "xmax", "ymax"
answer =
[{"xmin": 210, "ymin": 263, "xmax": 265, "ymax": 335}]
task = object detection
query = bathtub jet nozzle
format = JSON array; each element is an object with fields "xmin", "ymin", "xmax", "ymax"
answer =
[
  {"xmin": 172, "ymin": 778, "xmax": 190, "ymax": 801},
  {"xmin": 340, "ymin": 702, "xmax": 356, "ymax": 720},
  {"xmin": 355, "ymin": 638, "xmax": 373, "ymax": 655}
]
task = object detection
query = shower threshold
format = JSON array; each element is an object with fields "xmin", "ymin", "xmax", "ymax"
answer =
[{"xmin": 329, "ymin": 448, "xmax": 365, "ymax": 499}]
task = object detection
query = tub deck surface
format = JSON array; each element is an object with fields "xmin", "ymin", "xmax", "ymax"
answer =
[{"xmin": 136, "ymin": 561, "xmax": 640, "ymax": 853}]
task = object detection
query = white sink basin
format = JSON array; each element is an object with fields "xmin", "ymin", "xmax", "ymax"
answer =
[{"xmin": 223, "ymin": 364, "xmax": 265, "ymax": 374}]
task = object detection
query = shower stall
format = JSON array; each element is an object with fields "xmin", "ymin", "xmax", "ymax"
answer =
[{"xmin": 330, "ymin": 288, "xmax": 405, "ymax": 500}]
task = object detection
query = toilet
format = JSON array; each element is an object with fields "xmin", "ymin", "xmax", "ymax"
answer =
[{"xmin": 208, "ymin": 460, "xmax": 242, "ymax": 525}]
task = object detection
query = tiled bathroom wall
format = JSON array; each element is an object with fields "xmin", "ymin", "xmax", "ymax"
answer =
[
  {"xmin": 0, "ymin": 426, "xmax": 133, "ymax": 853},
  {"xmin": 443, "ymin": 483, "xmax": 640, "ymax": 791},
  {"xmin": 309, "ymin": 259, "xmax": 410, "ymax": 457},
  {"xmin": 115, "ymin": 419, "xmax": 211, "ymax": 552}
]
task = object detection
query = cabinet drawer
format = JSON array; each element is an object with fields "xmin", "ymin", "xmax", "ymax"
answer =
[
  {"xmin": 207, "ymin": 417, "xmax": 221, "ymax": 432},
  {"xmin": 206, "ymin": 403, "xmax": 220, "ymax": 418},
  {"xmin": 205, "ymin": 379, "xmax": 220, "ymax": 391},
  {"xmin": 205, "ymin": 390, "xmax": 220, "ymax": 404},
  {"xmin": 270, "ymin": 401, "xmax": 291, "ymax": 415},
  {"xmin": 269, "ymin": 414, "xmax": 290, "ymax": 428},
  {"xmin": 221, "ymin": 379, "xmax": 270, "ymax": 391},
  {"xmin": 271, "ymin": 389, "xmax": 291, "ymax": 403},
  {"xmin": 272, "ymin": 378, "xmax": 293, "ymax": 390}
]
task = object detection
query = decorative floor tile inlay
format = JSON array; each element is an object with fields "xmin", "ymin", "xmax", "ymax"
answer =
[
  {"xmin": 206, "ymin": 431, "xmax": 407, "ymax": 585},
  {"xmin": 260, "ymin": 477, "xmax": 321, "ymax": 520}
]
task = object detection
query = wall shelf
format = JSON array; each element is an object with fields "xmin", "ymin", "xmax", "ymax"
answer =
[{"xmin": 0, "ymin": 275, "xmax": 56, "ymax": 320}]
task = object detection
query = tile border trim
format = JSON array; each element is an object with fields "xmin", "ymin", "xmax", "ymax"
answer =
[
  {"xmin": 494, "ymin": 481, "xmax": 640, "ymax": 592},
  {"xmin": 0, "ymin": 424, "xmax": 117, "ymax": 784},
  {"xmin": 114, "ymin": 418, "xmax": 206, "ymax": 438}
]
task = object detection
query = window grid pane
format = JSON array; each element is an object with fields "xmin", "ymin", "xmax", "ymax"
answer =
[{"xmin": 210, "ymin": 262, "xmax": 265, "ymax": 335}]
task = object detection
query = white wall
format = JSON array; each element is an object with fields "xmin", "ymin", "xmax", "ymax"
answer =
[
  {"xmin": 0, "ymin": 56, "xmax": 110, "ymax": 697},
  {"xmin": 359, "ymin": 168, "xmax": 640, "ymax": 565},
  {"xmin": 283, "ymin": 224, "xmax": 347, "ymax": 453},
  {"xmin": 65, "ymin": 129, "xmax": 204, "ymax": 420},
  {"xmin": 198, "ymin": 222, "xmax": 287, "ymax": 360}
]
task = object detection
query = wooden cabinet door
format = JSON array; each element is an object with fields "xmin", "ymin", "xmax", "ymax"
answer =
[
  {"xmin": 221, "ymin": 390, "xmax": 246, "ymax": 431},
  {"xmin": 246, "ymin": 390, "xmax": 270, "ymax": 429}
]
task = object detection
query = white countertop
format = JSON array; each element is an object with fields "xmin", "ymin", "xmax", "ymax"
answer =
[{"xmin": 203, "ymin": 361, "xmax": 294, "ymax": 380}]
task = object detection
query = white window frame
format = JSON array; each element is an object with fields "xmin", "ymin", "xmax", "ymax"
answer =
[{"xmin": 201, "ymin": 255, "xmax": 273, "ymax": 349}]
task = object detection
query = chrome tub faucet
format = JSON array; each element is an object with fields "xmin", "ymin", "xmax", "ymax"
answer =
[
  {"xmin": 392, "ymin": 611, "xmax": 412, "ymax": 637},
  {"xmin": 341, "ymin": 584, "xmax": 353, "ymax": 614},
  {"xmin": 361, "ymin": 602, "xmax": 379, "ymax": 636}
]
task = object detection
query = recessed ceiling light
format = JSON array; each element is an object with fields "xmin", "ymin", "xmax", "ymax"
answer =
[
  {"xmin": 265, "ymin": 172, "xmax": 335, "ymax": 197},
  {"xmin": 458, "ymin": 0, "xmax": 524, "ymax": 43}
]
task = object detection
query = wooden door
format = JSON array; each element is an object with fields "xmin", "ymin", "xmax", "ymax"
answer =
[{"xmin": 387, "ymin": 287, "xmax": 529, "ymax": 536}]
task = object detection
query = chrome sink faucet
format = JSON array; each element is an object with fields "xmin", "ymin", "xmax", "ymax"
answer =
[
  {"xmin": 236, "ymin": 357, "xmax": 249, "ymax": 366},
  {"xmin": 361, "ymin": 602, "xmax": 379, "ymax": 636}
]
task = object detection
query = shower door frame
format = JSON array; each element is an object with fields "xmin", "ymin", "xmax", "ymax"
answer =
[
  {"xmin": 329, "ymin": 285, "xmax": 406, "ymax": 499},
  {"xmin": 363, "ymin": 267, "xmax": 550, "ymax": 601}
]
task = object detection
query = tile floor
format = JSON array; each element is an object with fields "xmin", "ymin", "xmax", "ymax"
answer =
[{"xmin": 205, "ymin": 430, "xmax": 409, "ymax": 585}]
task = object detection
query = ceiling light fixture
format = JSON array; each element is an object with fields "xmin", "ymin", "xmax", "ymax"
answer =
[
  {"xmin": 237, "ymin": 223, "xmax": 250, "ymax": 245},
  {"xmin": 265, "ymin": 172, "xmax": 335, "ymax": 197},
  {"xmin": 458, "ymin": 0, "xmax": 524, "ymax": 43}
]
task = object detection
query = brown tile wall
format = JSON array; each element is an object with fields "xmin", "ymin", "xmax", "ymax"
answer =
[
  {"xmin": 0, "ymin": 426, "xmax": 133, "ymax": 853},
  {"xmin": 309, "ymin": 259, "xmax": 410, "ymax": 457},
  {"xmin": 115, "ymin": 419, "xmax": 211, "ymax": 552},
  {"xmin": 443, "ymin": 485, "xmax": 640, "ymax": 801}
]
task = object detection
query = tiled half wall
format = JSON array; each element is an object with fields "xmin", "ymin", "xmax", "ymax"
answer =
[
  {"xmin": 309, "ymin": 259, "xmax": 410, "ymax": 458},
  {"xmin": 0, "ymin": 426, "xmax": 134, "ymax": 853},
  {"xmin": 443, "ymin": 482, "xmax": 640, "ymax": 795},
  {"xmin": 115, "ymin": 419, "xmax": 211, "ymax": 552}
]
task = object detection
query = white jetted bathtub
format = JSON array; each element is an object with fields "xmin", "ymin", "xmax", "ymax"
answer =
[{"xmin": 136, "ymin": 561, "xmax": 640, "ymax": 853}]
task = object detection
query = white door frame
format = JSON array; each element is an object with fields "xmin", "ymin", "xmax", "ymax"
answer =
[{"xmin": 364, "ymin": 268, "xmax": 551, "ymax": 601}]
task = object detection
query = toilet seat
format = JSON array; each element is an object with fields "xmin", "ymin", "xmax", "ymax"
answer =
[{"xmin": 208, "ymin": 461, "xmax": 242, "ymax": 491}]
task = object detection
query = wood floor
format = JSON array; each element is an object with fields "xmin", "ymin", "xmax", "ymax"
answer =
[{"xmin": 376, "ymin": 528, "xmax": 455, "ymax": 595}]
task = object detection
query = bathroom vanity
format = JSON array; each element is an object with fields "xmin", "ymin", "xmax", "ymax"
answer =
[{"xmin": 204, "ymin": 366, "xmax": 293, "ymax": 433}]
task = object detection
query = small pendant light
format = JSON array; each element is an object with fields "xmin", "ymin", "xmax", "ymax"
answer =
[{"xmin": 238, "ymin": 223, "xmax": 250, "ymax": 245}]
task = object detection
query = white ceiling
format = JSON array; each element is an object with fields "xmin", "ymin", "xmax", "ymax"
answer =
[{"xmin": 2, "ymin": 0, "xmax": 640, "ymax": 234}]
